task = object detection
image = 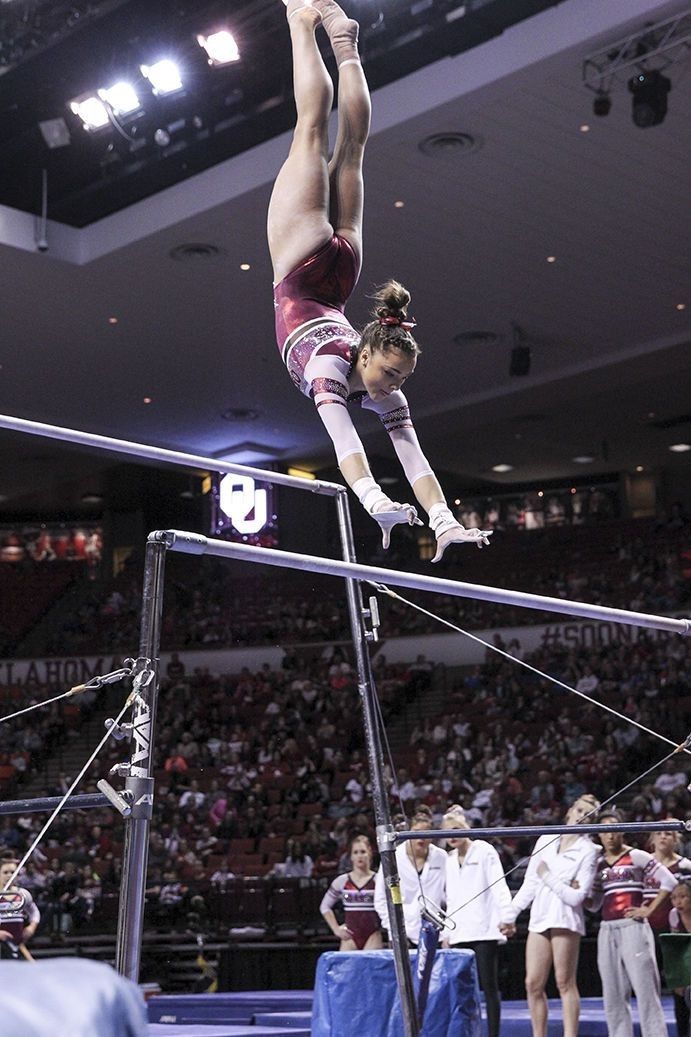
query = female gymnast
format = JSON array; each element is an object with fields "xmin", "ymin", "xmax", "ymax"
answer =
[
  {"xmin": 268, "ymin": 0, "xmax": 491, "ymax": 561},
  {"xmin": 441, "ymin": 805, "xmax": 515, "ymax": 1037},
  {"xmin": 506, "ymin": 794, "xmax": 601, "ymax": 1037},
  {"xmin": 591, "ymin": 810, "xmax": 675, "ymax": 1037},
  {"xmin": 319, "ymin": 833, "xmax": 382, "ymax": 950}
]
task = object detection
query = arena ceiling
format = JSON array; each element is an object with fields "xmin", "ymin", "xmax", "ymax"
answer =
[{"xmin": 0, "ymin": 0, "xmax": 689, "ymax": 519}]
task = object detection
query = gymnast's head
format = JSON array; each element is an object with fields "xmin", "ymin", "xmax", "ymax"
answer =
[{"xmin": 355, "ymin": 280, "xmax": 421, "ymax": 402}]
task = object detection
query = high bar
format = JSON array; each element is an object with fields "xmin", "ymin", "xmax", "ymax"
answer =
[
  {"xmin": 0, "ymin": 413, "xmax": 344, "ymax": 496},
  {"xmin": 156, "ymin": 530, "xmax": 691, "ymax": 636}
]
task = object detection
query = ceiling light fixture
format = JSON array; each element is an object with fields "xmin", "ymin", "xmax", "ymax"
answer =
[
  {"xmin": 39, "ymin": 117, "xmax": 71, "ymax": 149},
  {"xmin": 592, "ymin": 90, "xmax": 611, "ymax": 117},
  {"xmin": 240, "ymin": 262, "xmax": 251, "ymax": 271},
  {"xmin": 573, "ymin": 455, "xmax": 595, "ymax": 464},
  {"xmin": 197, "ymin": 30, "xmax": 240, "ymax": 66},
  {"xmin": 98, "ymin": 81, "xmax": 140, "ymax": 116},
  {"xmin": 579, "ymin": 123, "xmax": 590, "ymax": 132},
  {"xmin": 141, "ymin": 60, "xmax": 183, "ymax": 96},
  {"xmin": 669, "ymin": 443, "xmax": 691, "ymax": 453},
  {"xmin": 628, "ymin": 69, "xmax": 671, "ymax": 127},
  {"xmin": 70, "ymin": 93, "xmax": 110, "ymax": 131},
  {"xmin": 491, "ymin": 463, "xmax": 514, "ymax": 473},
  {"xmin": 394, "ymin": 200, "xmax": 405, "ymax": 208},
  {"xmin": 676, "ymin": 303, "xmax": 686, "ymax": 311},
  {"xmin": 546, "ymin": 255, "xmax": 557, "ymax": 263}
]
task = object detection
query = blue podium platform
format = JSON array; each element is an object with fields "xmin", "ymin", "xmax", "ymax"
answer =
[{"xmin": 312, "ymin": 950, "xmax": 481, "ymax": 1037}]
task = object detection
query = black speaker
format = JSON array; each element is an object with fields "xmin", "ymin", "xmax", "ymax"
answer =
[{"xmin": 509, "ymin": 345, "xmax": 531, "ymax": 376}]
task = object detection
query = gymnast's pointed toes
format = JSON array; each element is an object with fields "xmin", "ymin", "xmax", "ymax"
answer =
[{"xmin": 285, "ymin": 0, "xmax": 323, "ymax": 24}]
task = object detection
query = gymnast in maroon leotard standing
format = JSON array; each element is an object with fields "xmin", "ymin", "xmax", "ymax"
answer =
[
  {"xmin": 268, "ymin": 0, "xmax": 491, "ymax": 562},
  {"xmin": 319, "ymin": 834, "xmax": 382, "ymax": 950}
]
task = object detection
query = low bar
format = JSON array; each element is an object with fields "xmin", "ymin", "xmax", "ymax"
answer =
[
  {"xmin": 0, "ymin": 793, "xmax": 109, "ymax": 816},
  {"xmin": 158, "ymin": 530, "xmax": 691, "ymax": 636},
  {"xmin": 395, "ymin": 820, "xmax": 690, "ymax": 843},
  {"xmin": 0, "ymin": 413, "xmax": 344, "ymax": 496}
]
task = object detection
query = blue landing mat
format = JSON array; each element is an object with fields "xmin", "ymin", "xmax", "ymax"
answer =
[
  {"xmin": 254, "ymin": 1015, "xmax": 312, "ymax": 1029},
  {"xmin": 147, "ymin": 992, "xmax": 677, "ymax": 1036},
  {"xmin": 502, "ymin": 997, "xmax": 676, "ymax": 1036},
  {"xmin": 149, "ymin": 992, "xmax": 313, "ymax": 1025},
  {"xmin": 148, "ymin": 1027, "xmax": 310, "ymax": 1037}
]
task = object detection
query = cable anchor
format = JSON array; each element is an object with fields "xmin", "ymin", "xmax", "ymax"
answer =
[{"xmin": 363, "ymin": 594, "xmax": 381, "ymax": 643}]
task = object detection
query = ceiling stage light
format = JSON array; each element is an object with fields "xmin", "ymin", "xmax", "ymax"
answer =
[
  {"xmin": 628, "ymin": 70, "xmax": 671, "ymax": 128},
  {"xmin": 197, "ymin": 30, "xmax": 240, "ymax": 66},
  {"xmin": 98, "ymin": 81, "xmax": 140, "ymax": 116},
  {"xmin": 39, "ymin": 117, "xmax": 71, "ymax": 148},
  {"xmin": 141, "ymin": 59, "xmax": 183, "ymax": 96},
  {"xmin": 593, "ymin": 91, "xmax": 611, "ymax": 117},
  {"xmin": 69, "ymin": 93, "xmax": 110, "ymax": 131}
]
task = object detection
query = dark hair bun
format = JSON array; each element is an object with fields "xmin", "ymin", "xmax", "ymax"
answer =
[{"xmin": 371, "ymin": 279, "xmax": 411, "ymax": 320}]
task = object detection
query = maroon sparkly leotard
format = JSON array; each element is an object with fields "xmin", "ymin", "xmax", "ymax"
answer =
[
  {"xmin": 320, "ymin": 872, "xmax": 381, "ymax": 949},
  {"xmin": 273, "ymin": 234, "xmax": 360, "ymax": 356}
]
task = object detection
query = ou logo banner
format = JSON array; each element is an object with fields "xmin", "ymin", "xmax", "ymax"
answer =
[{"xmin": 219, "ymin": 475, "xmax": 268, "ymax": 535}]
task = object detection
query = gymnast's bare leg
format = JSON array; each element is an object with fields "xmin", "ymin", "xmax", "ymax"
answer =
[{"xmin": 267, "ymin": 0, "xmax": 370, "ymax": 283}]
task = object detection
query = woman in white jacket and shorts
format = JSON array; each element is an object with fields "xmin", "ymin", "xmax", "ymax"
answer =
[{"xmin": 506, "ymin": 793, "xmax": 600, "ymax": 1037}]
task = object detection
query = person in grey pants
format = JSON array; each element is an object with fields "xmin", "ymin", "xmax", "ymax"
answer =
[{"xmin": 590, "ymin": 811, "xmax": 676, "ymax": 1037}]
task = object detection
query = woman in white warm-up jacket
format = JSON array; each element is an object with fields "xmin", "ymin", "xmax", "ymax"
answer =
[
  {"xmin": 506, "ymin": 793, "xmax": 600, "ymax": 1037},
  {"xmin": 441, "ymin": 805, "xmax": 514, "ymax": 1037},
  {"xmin": 374, "ymin": 806, "xmax": 446, "ymax": 946}
]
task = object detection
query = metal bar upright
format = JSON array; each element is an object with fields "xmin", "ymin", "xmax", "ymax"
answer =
[
  {"xmin": 334, "ymin": 492, "xmax": 420, "ymax": 1037},
  {"xmin": 115, "ymin": 535, "xmax": 168, "ymax": 980}
]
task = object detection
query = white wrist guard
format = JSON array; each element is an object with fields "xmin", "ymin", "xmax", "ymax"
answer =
[
  {"xmin": 428, "ymin": 503, "xmax": 462, "ymax": 536},
  {"xmin": 353, "ymin": 476, "xmax": 390, "ymax": 515}
]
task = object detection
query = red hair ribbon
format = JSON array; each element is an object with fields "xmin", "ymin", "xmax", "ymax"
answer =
[{"xmin": 378, "ymin": 315, "xmax": 417, "ymax": 331}]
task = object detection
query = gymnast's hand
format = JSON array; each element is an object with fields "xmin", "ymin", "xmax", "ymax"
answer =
[
  {"xmin": 428, "ymin": 503, "xmax": 492, "ymax": 563},
  {"xmin": 371, "ymin": 499, "xmax": 423, "ymax": 549},
  {"xmin": 431, "ymin": 523, "xmax": 493, "ymax": 563}
]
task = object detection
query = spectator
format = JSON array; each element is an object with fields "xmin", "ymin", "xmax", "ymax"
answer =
[{"xmin": 280, "ymin": 840, "xmax": 313, "ymax": 879}]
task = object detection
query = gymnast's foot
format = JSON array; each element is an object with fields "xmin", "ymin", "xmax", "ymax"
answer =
[
  {"xmin": 284, "ymin": 0, "xmax": 322, "ymax": 28},
  {"xmin": 311, "ymin": 0, "xmax": 360, "ymax": 65}
]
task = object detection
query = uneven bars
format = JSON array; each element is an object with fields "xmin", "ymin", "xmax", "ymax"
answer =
[
  {"xmin": 0, "ymin": 793, "xmax": 109, "ymax": 816},
  {"xmin": 0, "ymin": 413, "xmax": 344, "ymax": 496},
  {"xmin": 157, "ymin": 530, "xmax": 691, "ymax": 636},
  {"xmin": 395, "ymin": 820, "xmax": 690, "ymax": 843}
]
